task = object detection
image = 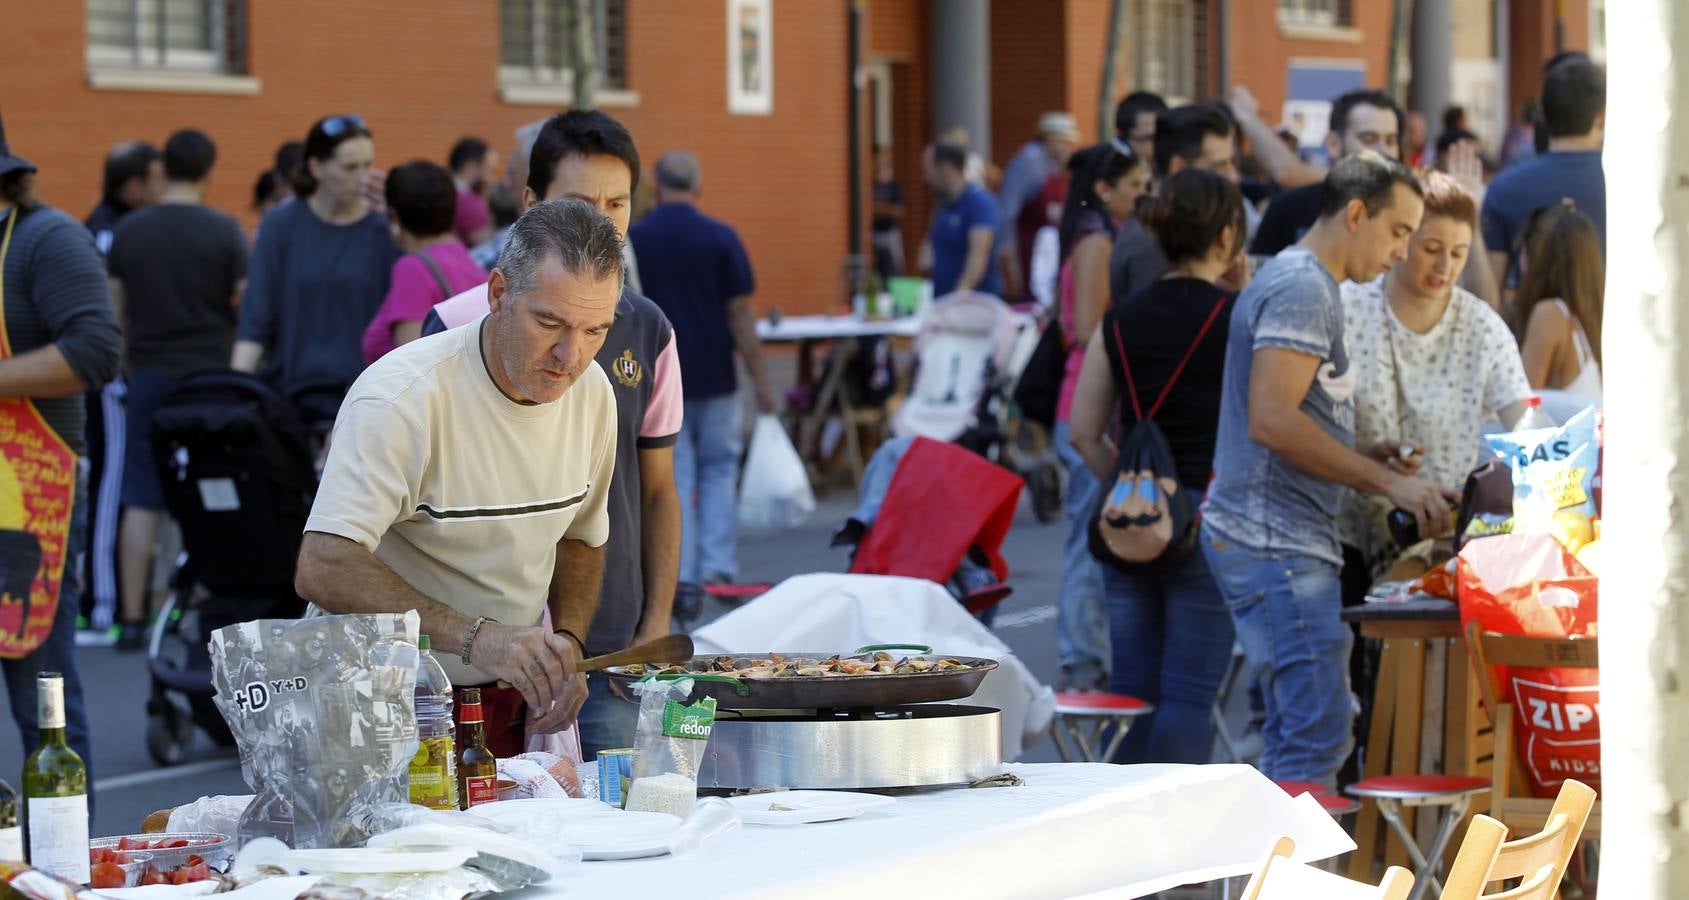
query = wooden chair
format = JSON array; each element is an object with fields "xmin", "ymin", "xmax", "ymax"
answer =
[
  {"xmin": 1464, "ymin": 623, "xmax": 1601, "ymax": 836},
  {"xmin": 1239, "ymin": 836, "xmax": 1415, "ymax": 900},
  {"xmin": 1440, "ymin": 779, "xmax": 1596, "ymax": 900}
]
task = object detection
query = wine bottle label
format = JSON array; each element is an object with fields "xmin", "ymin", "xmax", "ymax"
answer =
[
  {"xmin": 26, "ymin": 794, "xmax": 89, "ymax": 884},
  {"xmin": 464, "ymin": 775, "xmax": 498, "ymax": 808},
  {"xmin": 36, "ymin": 678, "xmax": 65, "ymax": 730}
]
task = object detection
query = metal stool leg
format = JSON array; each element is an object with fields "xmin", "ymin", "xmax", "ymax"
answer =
[
  {"xmin": 1414, "ymin": 795, "xmax": 1471, "ymax": 898},
  {"xmin": 1096, "ymin": 715, "xmax": 1133, "ymax": 763},
  {"xmin": 1374, "ymin": 797, "xmax": 1453, "ymax": 900},
  {"xmin": 1051, "ymin": 716, "xmax": 1078, "ymax": 762}
]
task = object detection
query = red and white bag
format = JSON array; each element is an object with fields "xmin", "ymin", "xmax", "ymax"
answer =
[{"xmin": 1456, "ymin": 532, "xmax": 1599, "ymax": 796}]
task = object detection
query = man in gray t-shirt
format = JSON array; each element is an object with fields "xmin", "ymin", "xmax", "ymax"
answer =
[{"xmin": 1200, "ymin": 152, "xmax": 1454, "ymax": 786}]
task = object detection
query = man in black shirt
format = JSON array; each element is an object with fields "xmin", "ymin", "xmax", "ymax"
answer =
[
  {"xmin": 107, "ymin": 129, "xmax": 248, "ymax": 650},
  {"xmin": 80, "ymin": 140, "xmax": 163, "ymax": 643},
  {"xmin": 1249, "ymin": 90, "xmax": 1402, "ymax": 257}
]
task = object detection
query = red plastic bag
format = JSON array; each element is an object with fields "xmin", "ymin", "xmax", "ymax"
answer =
[
  {"xmin": 850, "ymin": 437, "xmax": 1022, "ymax": 585},
  {"xmin": 1457, "ymin": 533, "xmax": 1599, "ymax": 796}
]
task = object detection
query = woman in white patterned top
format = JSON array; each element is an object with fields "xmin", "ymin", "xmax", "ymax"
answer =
[{"xmin": 1339, "ymin": 171, "xmax": 1534, "ymax": 576}]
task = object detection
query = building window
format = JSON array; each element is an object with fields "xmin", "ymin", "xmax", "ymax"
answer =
[
  {"xmin": 1278, "ymin": 0, "xmax": 1350, "ymax": 29},
  {"xmin": 1130, "ymin": 0, "xmax": 1197, "ymax": 104},
  {"xmin": 86, "ymin": 0, "xmax": 247, "ymax": 73},
  {"xmin": 500, "ymin": 0, "xmax": 628, "ymax": 90}
]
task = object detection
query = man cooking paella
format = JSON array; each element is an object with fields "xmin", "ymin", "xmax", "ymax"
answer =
[{"xmin": 294, "ymin": 199, "xmax": 621, "ymax": 755}]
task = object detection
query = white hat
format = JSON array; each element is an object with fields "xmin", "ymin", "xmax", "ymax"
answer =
[{"xmin": 1037, "ymin": 112, "xmax": 1081, "ymax": 141}]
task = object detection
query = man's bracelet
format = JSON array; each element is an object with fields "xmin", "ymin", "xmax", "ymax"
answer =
[
  {"xmin": 553, "ymin": 627, "xmax": 585, "ymax": 654},
  {"xmin": 461, "ymin": 615, "xmax": 496, "ymax": 666}
]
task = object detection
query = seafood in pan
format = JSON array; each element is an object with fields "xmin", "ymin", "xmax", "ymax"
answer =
[{"xmin": 614, "ymin": 651, "xmax": 976, "ymax": 679}]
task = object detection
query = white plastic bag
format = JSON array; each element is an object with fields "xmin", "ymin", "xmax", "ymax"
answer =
[{"xmin": 737, "ymin": 415, "xmax": 814, "ymax": 528}]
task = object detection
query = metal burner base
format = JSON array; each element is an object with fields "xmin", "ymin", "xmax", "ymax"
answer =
[{"xmin": 697, "ymin": 704, "xmax": 1002, "ymax": 790}]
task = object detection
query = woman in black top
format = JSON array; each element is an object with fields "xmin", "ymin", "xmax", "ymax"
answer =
[{"xmin": 1067, "ymin": 169, "xmax": 1245, "ymax": 764}]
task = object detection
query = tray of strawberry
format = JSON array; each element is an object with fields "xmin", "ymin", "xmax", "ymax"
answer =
[{"xmin": 88, "ymin": 833, "xmax": 231, "ymax": 888}]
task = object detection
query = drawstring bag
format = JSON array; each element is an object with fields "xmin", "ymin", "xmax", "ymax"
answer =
[{"xmin": 1088, "ymin": 298, "xmax": 1225, "ymax": 574}]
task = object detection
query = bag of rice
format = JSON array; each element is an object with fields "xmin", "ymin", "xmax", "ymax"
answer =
[{"xmin": 623, "ymin": 676, "xmax": 718, "ymax": 817}]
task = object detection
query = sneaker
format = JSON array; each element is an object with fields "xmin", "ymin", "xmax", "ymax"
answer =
[
  {"xmin": 74, "ymin": 627, "xmax": 118, "ymax": 648},
  {"xmin": 116, "ymin": 621, "xmax": 149, "ymax": 652}
]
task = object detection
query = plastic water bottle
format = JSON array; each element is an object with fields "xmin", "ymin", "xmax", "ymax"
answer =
[
  {"xmin": 1515, "ymin": 396, "xmax": 1557, "ymax": 432},
  {"xmin": 408, "ymin": 635, "xmax": 459, "ymax": 810}
]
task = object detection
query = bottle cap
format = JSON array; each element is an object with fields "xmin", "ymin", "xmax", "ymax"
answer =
[
  {"xmin": 419, "ymin": 635, "xmax": 432, "ymax": 651},
  {"xmin": 1526, "ymin": 396, "xmax": 1543, "ymax": 408}
]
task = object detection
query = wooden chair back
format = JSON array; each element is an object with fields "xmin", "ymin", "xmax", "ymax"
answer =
[
  {"xmin": 1240, "ymin": 836, "xmax": 1414, "ymax": 900},
  {"xmin": 1440, "ymin": 781, "xmax": 1596, "ymax": 899},
  {"xmin": 1464, "ymin": 623, "xmax": 1601, "ymax": 836}
]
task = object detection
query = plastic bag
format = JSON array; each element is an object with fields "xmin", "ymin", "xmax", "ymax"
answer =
[
  {"xmin": 166, "ymin": 794, "xmax": 256, "ymax": 836},
  {"xmin": 1456, "ymin": 533, "xmax": 1599, "ymax": 797},
  {"xmin": 738, "ymin": 415, "xmax": 815, "ymax": 528},
  {"xmin": 209, "ymin": 612, "xmax": 421, "ymax": 849},
  {"xmin": 624, "ymin": 677, "xmax": 717, "ymax": 818},
  {"xmin": 1484, "ymin": 406, "xmax": 1600, "ymax": 551}
]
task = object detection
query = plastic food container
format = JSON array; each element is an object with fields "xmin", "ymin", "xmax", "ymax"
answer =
[{"xmin": 90, "ymin": 832, "xmax": 233, "ymax": 873}]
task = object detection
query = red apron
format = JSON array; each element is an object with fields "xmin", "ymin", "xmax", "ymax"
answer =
[{"xmin": 0, "ymin": 209, "xmax": 79, "ymax": 658}]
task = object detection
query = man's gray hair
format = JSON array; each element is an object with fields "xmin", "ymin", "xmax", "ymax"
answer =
[
  {"xmin": 654, "ymin": 150, "xmax": 701, "ymax": 192},
  {"xmin": 497, "ymin": 199, "xmax": 624, "ymax": 298}
]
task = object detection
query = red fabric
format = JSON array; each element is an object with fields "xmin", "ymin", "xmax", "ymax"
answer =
[
  {"xmin": 1349, "ymin": 774, "xmax": 1491, "ymax": 795},
  {"xmin": 1055, "ymin": 691, "xmax": 1149, "ymax": 712},
  {"xmin": 850, "ymin": 437, "xmax": 1023, "ymax": 584},
  {"xmin": 460, "ymin": 684, "xmax": 528, "ymax": 759}
]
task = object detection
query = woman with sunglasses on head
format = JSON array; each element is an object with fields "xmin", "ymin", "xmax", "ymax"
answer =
[
  {"xmin": 233, "ymin": 115, "xmax": 397, "ymax": 414},
  {"xmin": 1067, "ymin": 168, "xmax": 1245, "ymax": 762},
  {"xmin": 1050, "ymin": 140, "xmax": 1152, "ymax": 692}
]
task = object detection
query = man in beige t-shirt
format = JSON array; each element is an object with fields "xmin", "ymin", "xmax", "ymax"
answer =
[{"xmin": 296, "ymin": 200, "xmax": 621, "ymax": 750}]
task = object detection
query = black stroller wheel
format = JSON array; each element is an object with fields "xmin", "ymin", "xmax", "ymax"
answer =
[
  {"xmin": 1031, "ymin": 461, "xmax": 1064, "ymax": 523},
  {"xmin": 146, "ymin": 701, "xmax": 196, "ymax": 767}
]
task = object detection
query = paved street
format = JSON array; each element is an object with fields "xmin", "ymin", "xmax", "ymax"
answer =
[{"xmin": 0, "ymin": 485, "xmax": 1071, "ymax": 836}]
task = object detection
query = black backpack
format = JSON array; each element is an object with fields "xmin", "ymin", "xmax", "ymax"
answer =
[
  {"xmin": 1012, "ymin": 314, "xmax": 1066, "ymax": 428},
  {"xmin": 1088, "ymin": 298, "xmax": 1226, "ymax": 574}
]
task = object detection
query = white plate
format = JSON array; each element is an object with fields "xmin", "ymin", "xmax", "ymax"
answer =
[
  {"xmin": 286, "ymin": 847, "xmax": 475, "ymax": 874},
  {"xmin": 723, "ymin": 790, "xmax": 896, "ymax": 825},
  {"xmin": 465, "ymin": 797, "xmax": 610, "ymax": 822},
  {"xmin": 558, "ymin": 810, "xmax": 682, "ymax": 860}
]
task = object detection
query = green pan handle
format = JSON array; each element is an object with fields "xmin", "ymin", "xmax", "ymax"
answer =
[
  {"xmin": 638, "ymin": 672, "xmax": 751, "ymax": 696},
  {"xmin": 855, "ymin": 643, "xmax": 933, "ymax": 655}
]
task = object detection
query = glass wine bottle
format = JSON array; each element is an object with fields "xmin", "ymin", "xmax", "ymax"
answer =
[{"xmin": 22, "ymin": 673, "xmax": 89, "ymax": 884}]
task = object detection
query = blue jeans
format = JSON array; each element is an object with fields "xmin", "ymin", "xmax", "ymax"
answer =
[
  {"xmin": 1201, "ymin": 524, "xmax": 1353, "ymax": 786},
  {"xmin": 577, "ymin": 672, "xmax": 639, "ymax": 759},
  {"xmin": 1103, "ymin": 542, "xmax": 1235, "ymax": 764},
  {"xmin": 3, "ymin": 476, "xmax": 94, "ymax": 810},
  {"xmin": 1053, "ymin": 421, "xmax": 1108, "ymax": 687},
  {"xmin": 676, "ymin": 393, "xmax": 744, "ymax": 584}
]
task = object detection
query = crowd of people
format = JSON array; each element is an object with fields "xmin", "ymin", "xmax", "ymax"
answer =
[
  {"xmin": 0, "ymin": 47, "xmax": 1606, "ymax": 796},
  {"xmin": 956, "ymin": 53, "xmax": 1603, "ymax": 784},
  {"xmin": 0, "ymin": 105, "xmax": 774, "ymax": 777}
]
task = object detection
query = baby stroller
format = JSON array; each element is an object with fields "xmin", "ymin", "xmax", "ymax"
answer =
[
  {"xmin": 143, "ymin": 371, "xmax": 318, "ymax": 764},
  {"xmin": 890, "ymin": 292, "xmax": 1062, "ymax": 522}
]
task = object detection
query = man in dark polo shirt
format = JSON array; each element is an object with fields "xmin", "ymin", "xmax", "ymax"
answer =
[{"xmin": 422, "ymin": 110, "xmax": 682, "ymax": 757}]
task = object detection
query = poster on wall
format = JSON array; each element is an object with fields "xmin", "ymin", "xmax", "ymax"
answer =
[
  {"xmin": 1282, "ymin": 60, "xmax": 1367, "ymax": 156},
  {"xmin": 727, "ymin": 0, "xmax": 773, "ymax": 115}
]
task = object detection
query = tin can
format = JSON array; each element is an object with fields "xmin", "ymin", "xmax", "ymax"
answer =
[{"xmin": 596, "ymin": 749, "xmax": 634, "ymax": 807}]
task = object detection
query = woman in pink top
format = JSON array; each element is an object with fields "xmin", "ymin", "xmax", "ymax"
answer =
[
  {"xmin": 1051, "ymin": 141, "xmax": 1151, "ymax": 691},
  {"xmin": 362, "ymin": 160, "xmax": 488, "ymax": 363}
]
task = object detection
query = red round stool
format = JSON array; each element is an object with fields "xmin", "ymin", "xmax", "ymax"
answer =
[
  {"xmin": 1273, "ymin": 780, "xmax": 1362, "ymax": 818},
  {"xmin": 1050, "ymin": 691, "xmax": 1153, "ymax": 762},
  {"xmin": 1345, "ymin": 774, "xmax": 1490, "ymax": 900}
]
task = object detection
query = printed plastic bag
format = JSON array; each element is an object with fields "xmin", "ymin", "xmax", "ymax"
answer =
[
  {"xmin": 738, "ymin": 415, "xmax": 815, "ymax": 528},
  {"xmin": 624, "ymin": 677, "xmax": 718, "ymax": 818},
  {"xmin": 210, "ymin": 612, "xmax": 421, "ymax": 849},
  {"xmin": 1457, "ymin": 533, "xmax": 1599, "ymax": 797},
  {"xmin": 1483, "ymin": 406, "xmax": 1600, "ymax": 551}
]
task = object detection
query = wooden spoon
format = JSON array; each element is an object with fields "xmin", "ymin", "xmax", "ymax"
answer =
[{"xmin": 494, "ymin": 633, "xmax": 695, "ymax": 689}]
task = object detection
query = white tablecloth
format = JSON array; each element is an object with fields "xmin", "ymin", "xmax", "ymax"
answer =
[
  {"xmin": 756, "ymin": 313, "xmax": 923, "ymax": 342},
  {"xmin": 532, "ymin": 762, "xmax": 1353, "ymax": 899}
]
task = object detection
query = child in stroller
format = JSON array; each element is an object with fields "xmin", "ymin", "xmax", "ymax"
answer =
[{"xmin": 140, "ymin": 371, "xmax": 325, "ymax": 764}]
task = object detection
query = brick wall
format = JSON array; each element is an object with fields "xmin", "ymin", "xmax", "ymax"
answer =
[
  {"xmin": 3, "ymin": 0, "xmax": 851, "ymax": 317},
  {"xmin": 1223, "ymin": 0, "xmax": 1396, "ymax": 121}
]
